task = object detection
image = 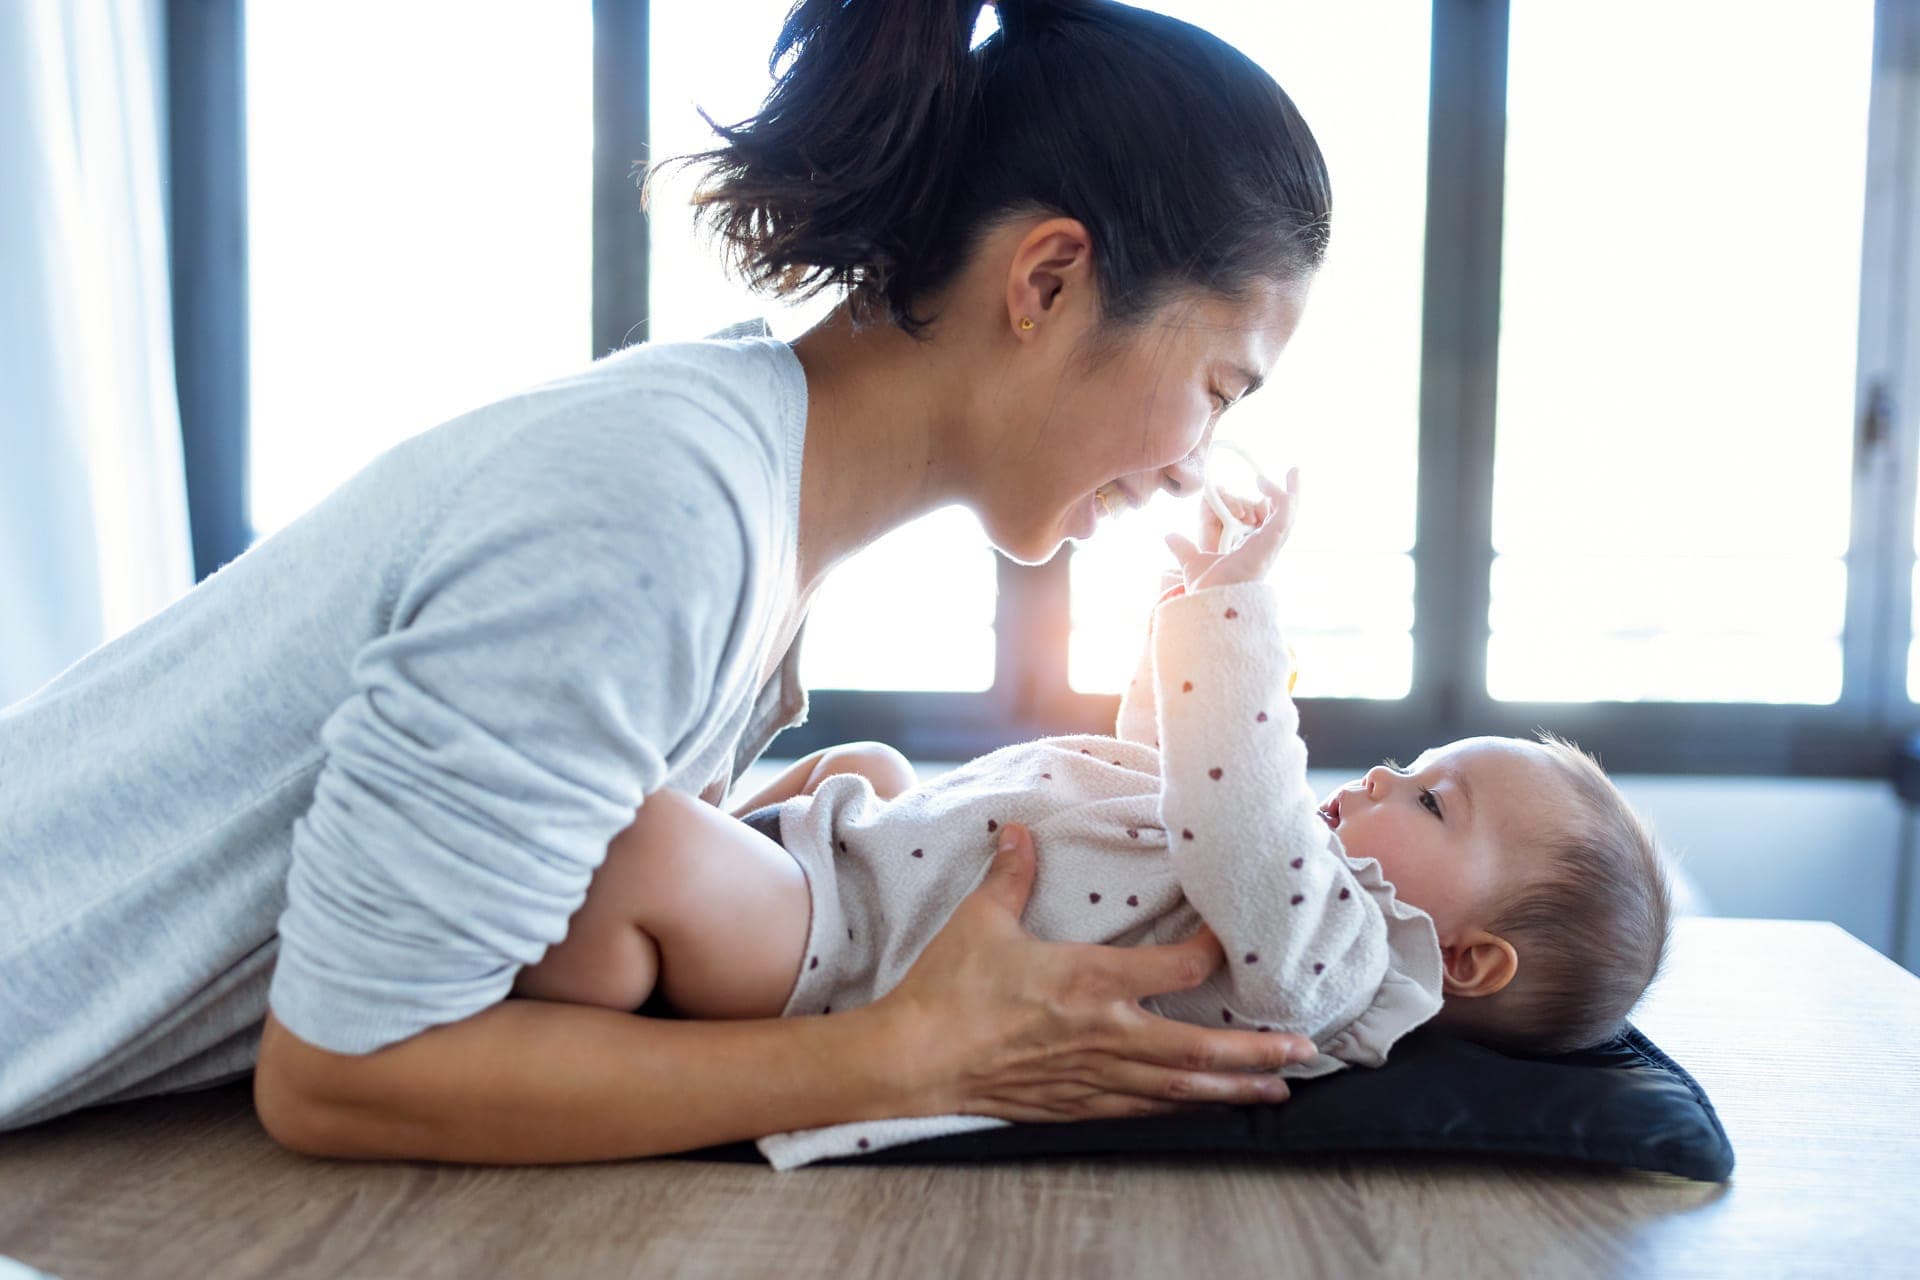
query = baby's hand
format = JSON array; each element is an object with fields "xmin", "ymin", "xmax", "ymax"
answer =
[
  {"xmin": 1165, "ymin": 468, "xmax": 1298, "ymax": 593},
  {"xmin": 1198, "ymin": 486, "xmax": 1269, "ymax": 556}
]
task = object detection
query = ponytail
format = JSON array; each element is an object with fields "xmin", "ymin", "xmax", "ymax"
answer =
[
  {"xmin": 667, "ymin": 0, "xmax": 988, "ymax": 324},
  {"xmin": 663, "ymin": 0, "xmax": 1331, "ymax": 337}
]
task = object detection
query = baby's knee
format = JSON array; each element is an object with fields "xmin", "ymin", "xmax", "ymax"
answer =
[{"xmin": 811, "ymin": 741, "xmax": 917, "ymax": 799}]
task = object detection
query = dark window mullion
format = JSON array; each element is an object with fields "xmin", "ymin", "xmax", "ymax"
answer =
[
  {"xmin": 1854, "ymin": 0, "xmax": 1920, "ymax": 719},
  {"xmin": 167, "ymin": 0, "xmax": 252, "ymax": 579},
  {"xmin": 592, "ymin": 0, "xmax": 649, "ymax": 360},
  {"xmin": 1415, "ymin": 0, "xmax": 1508, "ymax": 743}
]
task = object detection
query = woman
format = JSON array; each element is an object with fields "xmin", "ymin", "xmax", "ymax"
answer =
[{"xmin": 0, "ymin": 0, "xmax": 1332, "ymax": 1160}]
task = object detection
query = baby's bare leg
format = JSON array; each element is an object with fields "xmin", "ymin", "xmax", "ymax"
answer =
[
  {"xmin": 512, "ymin": 790, "xmax": 811, "ymax": 1020},
  {"xmin": 800, "ymin": 741, "xmax": 917, "ymax": 800}
]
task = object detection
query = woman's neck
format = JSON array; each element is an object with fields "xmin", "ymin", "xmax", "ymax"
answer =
[{"xmin": 786, "ymin": 302, "xmax": 974, "ymax": 602}]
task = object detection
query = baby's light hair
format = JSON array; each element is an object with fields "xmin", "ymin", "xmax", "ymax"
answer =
[{"xmin": 1433, "ymin": 731, "xmax": 1675, "ymax": 1056}]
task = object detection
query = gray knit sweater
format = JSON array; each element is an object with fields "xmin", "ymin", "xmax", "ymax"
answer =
[{"xmin": 0, "ymin": 328, "xmax": 811, "ymax": 1131}]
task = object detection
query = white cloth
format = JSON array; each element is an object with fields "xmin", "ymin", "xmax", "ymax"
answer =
[
  {"xmin": 756, "ymin": 579, "xmax": 1446, "ymax": 1169},
  {"xmin": 0, "ymin": 0, "xmax": 194, "ymax": 706}
]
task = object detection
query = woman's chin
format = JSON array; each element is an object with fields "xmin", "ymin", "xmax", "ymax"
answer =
[
  {"xmin": 999, "ymin": 532, "xmax": 1070, "ymax": 566},
  {"xmin": 981, "ymin": 508, "xmax": 1078, "ymax": 566}
]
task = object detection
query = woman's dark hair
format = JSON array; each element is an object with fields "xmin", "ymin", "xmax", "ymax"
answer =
[{"xmin": 658, "ymin": 0, "xmax": 1331, "ymax": 338}]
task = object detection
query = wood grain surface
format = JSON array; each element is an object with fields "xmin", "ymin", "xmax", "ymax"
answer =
[{"xmin": 1, "ymin": 917, "xmax": 1915, "ymax": 1279}]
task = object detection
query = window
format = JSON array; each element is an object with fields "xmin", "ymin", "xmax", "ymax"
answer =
[
  {"xmin": 246, "ymin": 1, "xmax": 593, "ymax": 537},
  {"xmin": 1493, "ymin": 0, "xmax": 1874, "ymax": 704}
]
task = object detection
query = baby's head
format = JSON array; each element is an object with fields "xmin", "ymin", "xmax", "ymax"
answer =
[{"xmin": 1316, "ymin": 731, "xmax": 1673, "ymax": 1055}]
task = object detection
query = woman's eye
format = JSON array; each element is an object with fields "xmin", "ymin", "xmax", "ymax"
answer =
[
  {"xmin": 1420, "ymin": 788, "xmax": 1442, "ymax": 819},
  {"xmin": 1210, "ymin": 390, "xmax": 1233, "ymax": 416}
]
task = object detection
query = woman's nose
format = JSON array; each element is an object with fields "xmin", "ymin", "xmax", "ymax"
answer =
[
  {"xmin": 1163, "ymin": 454, "xmax": 1205, "ymax": 496},
  {"xmin": 1362, "ymin": 766, "xmax": 1394, "ymax": 798}
]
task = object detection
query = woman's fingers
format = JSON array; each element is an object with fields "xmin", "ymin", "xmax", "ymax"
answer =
[
  {"xmin": 1078, "ymin": 1046, "xmax": 1298, "ymax": 1107},
  {"xmin": 975, "ymin": 822, "xmax": 1038, "ymax": 916},
  {"xmin": 1095, "ymin": 1000, "xmax": 1317, "ymax": 1078},
  {"xmin": 1113, "ymin": 918, "xmax": 1225, "ymax": 998},
  {"xmin": 976, "ymin": 1061, "xmax": 1289, "ymax": 1122},
  {"xmin": 875, "ymin": 831, "xmax": 1316, "ymax": 1126},
  {"xmin": 1089, "ymin": 927, "xmax": 1315, "ymax": 1064}
]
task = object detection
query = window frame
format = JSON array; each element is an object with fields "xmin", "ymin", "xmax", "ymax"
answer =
[
  {"xmin": 166, "ymin": 0, "xmax": 251, "ymax": 582},
  {"xmin": 174, "ymin": 0, "xmax": 1919, "ymax": 778}
]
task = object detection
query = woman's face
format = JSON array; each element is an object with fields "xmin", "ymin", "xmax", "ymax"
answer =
[{"xmin": 978, "ymin": 275, "xmax": 1309, "ymax": 565}]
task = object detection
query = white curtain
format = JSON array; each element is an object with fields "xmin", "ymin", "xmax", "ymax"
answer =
[{"xmin": 0, "ymin": 0, "xmax": 193, "ymax": 708}]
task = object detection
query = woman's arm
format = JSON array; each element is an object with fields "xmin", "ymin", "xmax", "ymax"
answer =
[
  {"xmin": 255, "ymin": 824, "xmax": 1317, "ymax": 1162},
  {"xmin": 254, "ymin": 998, "xmax": 913, "ymax": 1162}
]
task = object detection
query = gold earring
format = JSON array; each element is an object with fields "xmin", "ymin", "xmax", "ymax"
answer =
[{"xmin": 1019, "ymin": 316, "xmax": 1035, "ymax": 331}]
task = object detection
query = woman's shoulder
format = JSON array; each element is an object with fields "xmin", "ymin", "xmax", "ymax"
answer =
[
  {"xmin": 339, "ymin": 338, "xmax": 802, "ymax": 665},
  {"xmin": 429, "ymin": 329, "xmax": 801, "ymax": 540},
  {"xmin": 562, "ymin": 324, "xmax": 803, "ymax": 453}
]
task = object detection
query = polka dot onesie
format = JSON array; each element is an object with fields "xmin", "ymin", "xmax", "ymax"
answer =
[{"xmin": 756, "ymin": 578, "xmax": 1445, "ymax": 1170}]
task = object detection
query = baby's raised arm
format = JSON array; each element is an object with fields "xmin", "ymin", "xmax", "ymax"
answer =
[
  {"xmin": 1115, "ymin": 571, "xmax": 1184, "ymax": 748},
  {"xmin": 1150, "ymin": 469, "xmax": 1395, "ymax": 1047},
  {"xmin": 1150, "ymin": 579, "xmax": 1388, "ymax": 1042},
  {"xmin": 1116, "ymin": 483, "xmax": 1278, "ymax": 747}
]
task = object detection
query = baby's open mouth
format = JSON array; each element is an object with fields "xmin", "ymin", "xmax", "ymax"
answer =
[{"xmin": 1318, "ymin": 794, "xmax": 1341, "ymax": 829}]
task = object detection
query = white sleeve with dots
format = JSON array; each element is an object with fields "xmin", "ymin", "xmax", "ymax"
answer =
[
  {"xmin": 1150, "ymin": 580, "xmax": 1408, "ymax": 1055},
  {"xmin": 1115, "ymin": 570, "xmax": 1185, "ymax": 747}
]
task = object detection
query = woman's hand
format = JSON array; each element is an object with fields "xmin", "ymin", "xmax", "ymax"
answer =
[
  {"xmin": 1164, "ymin": 468, "xmax": 1298, "ymax": 594},
  {"xmin": 874, "ymin": 823, "xmax": 1316, "ymax": 1122}
]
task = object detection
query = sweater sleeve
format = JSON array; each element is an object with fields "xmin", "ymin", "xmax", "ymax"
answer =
[
  {"xmin": 1152, "ymin": 580, "xmax": 1389, "ymax": 1045},
  {"xmin": 1115, "ymin": 572, "xmax": 1187, "ymax": 746},
  {"xmin": 268, "ymin": 404, "xmax": 764, "ymax": 1055}
]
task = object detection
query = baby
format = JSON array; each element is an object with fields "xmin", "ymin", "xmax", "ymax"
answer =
[{"xmin": 511, "ymin": 471, "xmax": 1675, "ymax": 1167}]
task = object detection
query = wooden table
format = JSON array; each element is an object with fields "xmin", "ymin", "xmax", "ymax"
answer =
[{"xmin": 2, "ymin": 918, "xmax": 1915, "ymax": 1279}]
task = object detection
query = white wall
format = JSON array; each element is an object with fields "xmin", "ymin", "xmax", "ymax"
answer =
[
  {"xmin": 1603, "ymin": 774, "xmax": 1906, "ymax": 964},
  {"xmin": 729, "ymin": 759, "xmax": 1918, "ymax": 976}
]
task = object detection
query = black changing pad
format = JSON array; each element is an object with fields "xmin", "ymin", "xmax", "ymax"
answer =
[{"xmin": 677, "ymin": 1020, "xmax": 1734, "ymax": 1182}]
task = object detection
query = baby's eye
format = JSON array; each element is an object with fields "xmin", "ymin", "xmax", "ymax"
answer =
[{"xmin": 1420, "ymin": 788, "xmax": 1442, "ymax": 819}]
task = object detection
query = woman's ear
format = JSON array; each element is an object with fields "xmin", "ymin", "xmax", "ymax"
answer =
[{"xmin": 1003, "ymin": 216, "xmax": 1095, "ymax": 336}]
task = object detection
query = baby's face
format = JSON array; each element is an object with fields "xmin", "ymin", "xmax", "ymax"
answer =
[{"xmin": 1315, "ymin": 736, "xmax": 1566, "ymax": 943}]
